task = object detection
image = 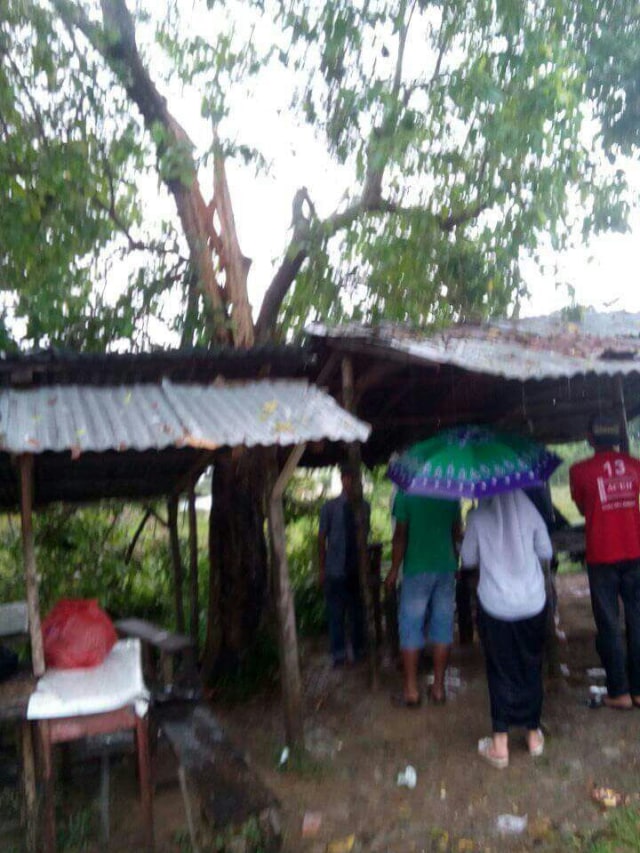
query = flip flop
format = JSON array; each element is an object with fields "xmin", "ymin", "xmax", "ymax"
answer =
[
  {"xmin": 390, "ymin": 692, "xmax": 422, "ymax": 709},
  {"xmin": 477, "ymin": 737, "xmax": 508, "ymax": 769},
  {"xmin": 527, "ymin": 730, "xmax": 545, "ymax": 757}
]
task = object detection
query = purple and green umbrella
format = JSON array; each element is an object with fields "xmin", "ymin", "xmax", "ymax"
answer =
[{"xmin": 387, "ymin": 426, "xmax": 562, "ymax": 500}]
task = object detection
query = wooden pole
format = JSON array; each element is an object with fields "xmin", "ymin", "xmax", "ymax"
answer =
[
  {"xmin": 19, "ymin": 454, "xmax": 45, "ymax": 677},
  {"xmin": 341, "ymin": 356, "xmax": 379, "ymax": 690},
  {"xmin": 187, "ymin": 485, "xmax": 200, "ymax": 653},
  {"xmin": 18, "ymin": 459, "xmax": 41, "ymax": 852},
  {"xmin": 268, "ymin": 445, "xmax": 306, "ymax": 751},
  {"xmin": 21, "ymin": 722, "xmax": 38, "ymax": 853},
  {"xmin": 168, "ymin": 495, "xmax": 186, "ymax": 633},
  {"xmin": 615, "ymin": 375, "xmax": 630, "ymax": 453}
]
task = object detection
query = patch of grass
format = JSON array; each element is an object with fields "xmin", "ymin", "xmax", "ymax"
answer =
[
  {"xmin": 586, "ymin": 805, "xmax": 640, "ymax": 852},
  {"xmin": 57, "ymin": 806, "xmax": 94, "ymax": 851},
  {"xmin": 274, "ymin": 744, "xmax": 327, "ymax": 779},
  {"xmin": 172, "ymin": 826, "xmax": 194, "ymax": 852},
  {"xmin": 212, "ymin": 815, "xmax": 272, "ymax": 853}
]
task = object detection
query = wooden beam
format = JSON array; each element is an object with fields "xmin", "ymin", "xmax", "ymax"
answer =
[
  {"xmin": 371, "ymin": 374, "xmax": 422, "ymax": 419},
  {"xmin": 354, "ymin": 362, "xmax": 405, "ymax": 402},
  {"xmin": 168, "ymin": 496, "xmax": 186, "ymax": 634},
  {"xmin": 341, "ymin": 356, "xmax": 379, "ymax": 690},
  {"xmin": 315, "ymin": 350, "xmax": 340, "ymax": 387},
  {"xmin": 19, "ymin": 455, "xmax": 45, "ymax": 677},
  {"xmin": 172, "ymin": 451, "xmax": 217, "ymax": 498},
  {"xmin": 187, "ymin": 486, "xmax": 200, "ymax": 652},
  {"xmin": 268, "ymin": 445, "xmax": 306, "ymax": 750},
  {"xmin": 271, "ymin": 444, "xmax": 306, "ymax": 502}
]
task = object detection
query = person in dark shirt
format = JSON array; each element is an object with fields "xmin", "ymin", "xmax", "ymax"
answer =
[{"xmin": 318, "ymin": 465, "xmax": 370, "ymax": 667}]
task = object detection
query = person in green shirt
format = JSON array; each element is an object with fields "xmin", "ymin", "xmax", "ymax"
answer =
[{"xmin": 385, "ymin": 491, "xmax": 460, "ymax": 707}]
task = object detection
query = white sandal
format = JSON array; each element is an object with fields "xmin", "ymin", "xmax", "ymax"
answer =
[
  {"xmin": 527, "ymin": 730, "xmax": 545, "ymax": 757},
  {"xmin": 478, "ymin": 737, "xmax": 509, "ymax": 769}
]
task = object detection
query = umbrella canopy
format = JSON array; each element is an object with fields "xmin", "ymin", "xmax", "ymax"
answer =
[{"xmin": 387, "ymin": 426, "xmax": 562, "ymax": 499}]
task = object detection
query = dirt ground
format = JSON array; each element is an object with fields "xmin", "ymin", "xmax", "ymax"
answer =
[
  {"xmin": 214, "ymin": 572, "xmax": 640, "ymax": 853},
  {"xmin": 3, "ymin": 571, "xmax": 640, "ymax": 852}
]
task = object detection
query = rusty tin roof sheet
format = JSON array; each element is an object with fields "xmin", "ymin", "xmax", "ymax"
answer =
[{"xmin": 307, "ymin": 309, "xmax": 640, "ymax": 380}]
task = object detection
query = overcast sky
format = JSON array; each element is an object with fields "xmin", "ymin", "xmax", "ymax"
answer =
[{"xmin": 153, "ymin": 3, "xmax": 640, "ymax": 327}]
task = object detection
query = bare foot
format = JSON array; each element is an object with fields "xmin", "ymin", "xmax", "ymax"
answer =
[{"xmin": 603, "ymin": 694, "xmax": 633, "ymax": 710}]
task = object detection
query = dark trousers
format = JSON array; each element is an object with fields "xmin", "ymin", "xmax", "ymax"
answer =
[
  {"xmin": 478, "ymin": 602, "xmax": 547, "ymax": 733},
  {"xmin": 325, "ymin": 577, "xmax": 365, "ymax": 664},
  {"xmin": 587, "ymin": 559, "xmax": 640, "ymax": 697}
]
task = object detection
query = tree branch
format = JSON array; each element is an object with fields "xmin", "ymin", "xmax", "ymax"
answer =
[
  {"xmin": 255, "ymin": 187, "xmax": 489, "ymax": 341},
  {"xmin": 54, "ymin": 0, "xmax": 231, "ymax": 343}
]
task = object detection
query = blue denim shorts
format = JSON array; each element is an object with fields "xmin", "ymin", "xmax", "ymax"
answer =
[{"xmin": 399, "ymin": 572, "xmax": 456, "ymax": 649}]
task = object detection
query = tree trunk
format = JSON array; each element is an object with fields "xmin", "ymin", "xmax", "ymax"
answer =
[{"xmin": 201, "ymin": 449, "xmax": 269, "ymax": 682}]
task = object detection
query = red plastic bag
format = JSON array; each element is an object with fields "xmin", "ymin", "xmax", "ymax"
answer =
[{"xmin": 42, "ymin": 599, "xmax": 117, "ymax": 669}]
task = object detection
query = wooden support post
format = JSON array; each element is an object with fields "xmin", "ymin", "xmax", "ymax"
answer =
[
  {"xmin": 21, "ymin": 722, "xmax": 38, "ymax": 853},
  {"xmin": 615, "ymin": 376, "xmax": 630, "ymax": 453},
  {"xmin": 20, "ymin": 454, "xmax": 45, "ymax": 853},
  {"xmin": 268, "ymin": 445, "xmax": 306, "ymax": 752},
  {"xmin": 135, "ymin": 714, "xmax": 155, "ymax": 852},
  {"xmin": 341, "ymin": 357, "xmax": 379, "ymax": 690},
  {"xmin": 187, "ymin": 486, "xmax": 200, "ymax": 653},
  {"xmin": 168, "ymin": 496, "xmax": 186, "ymax": 634},
  {"xmin": 38, "ymin": 720, "xmax": 55, "ymax": 853},
  {"xmin": 19, "ymin": 454, "xmax": 45, "ymax": 677}
]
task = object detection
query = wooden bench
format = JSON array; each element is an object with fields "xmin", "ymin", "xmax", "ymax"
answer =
[
  {"xmin": 115, "ymin": 618, "xmax": 196, "ymax": 693},
  {"xmin": 155, "ymin": 701, "xmax": 279, "ymax": 853}
]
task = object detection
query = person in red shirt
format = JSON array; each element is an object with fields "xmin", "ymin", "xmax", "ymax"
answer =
[{"xmin": 570, "ymin": 413, "xmax": 640, "ymax": 710}]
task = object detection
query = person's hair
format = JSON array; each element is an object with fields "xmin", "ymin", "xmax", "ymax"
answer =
[{"xmin": 589, "ymin": 412, "xmax": 622, "ymax": 449}]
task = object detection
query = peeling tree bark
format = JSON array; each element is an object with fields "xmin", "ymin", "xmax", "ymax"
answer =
[{"xmin": 213, "ymin": 138, "xmax": 254, "ymax": 347}]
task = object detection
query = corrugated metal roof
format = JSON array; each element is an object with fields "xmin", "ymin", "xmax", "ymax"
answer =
[
  {"xmin": 0, "ymin": 344, "xmax": 314, "ymax": 387},
  {"xmin": 307, "ymin": 309, "xmax": 640, "ymax": 381},
  {"xmin": 0, "ymin": 379, "xmax": 370, "ymax": 456}
]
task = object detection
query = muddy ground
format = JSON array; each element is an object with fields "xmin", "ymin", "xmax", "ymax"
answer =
[{"xmin": 2, "ymin": 571, "xmax": 640, "ymax": 852}]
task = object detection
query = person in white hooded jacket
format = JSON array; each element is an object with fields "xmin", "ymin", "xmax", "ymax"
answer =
[{"xmin": 460, "ymin": 489, "xmax": 553, "ymax": 769}]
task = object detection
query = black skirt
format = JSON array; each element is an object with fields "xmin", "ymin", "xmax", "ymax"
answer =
[{"xmin": 477, "ymin": 601, "xmax": 547, "ymax": 733}]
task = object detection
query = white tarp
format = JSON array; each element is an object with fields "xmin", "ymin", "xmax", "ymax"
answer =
[{"xmin": 27, "ymin": 639, "xmax": 149, "ymax": 720}]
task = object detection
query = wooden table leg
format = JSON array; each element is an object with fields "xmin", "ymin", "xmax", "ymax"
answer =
[
  {"xmin": 38, "ymin": 720, "xmax": 56, "ymax": 853},
  {"xmin": 135, "ymin": 714, "xmax": 154, "ymax": 851},
  {"xmin": 20, "ymin": 721, "xmax": 38, "ymax": 853}
]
